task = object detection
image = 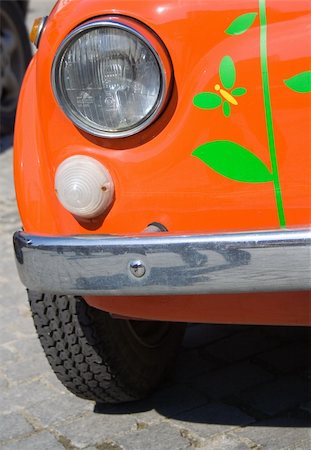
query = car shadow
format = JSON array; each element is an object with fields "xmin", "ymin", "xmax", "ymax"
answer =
[{"xmin": 94, "ymin": 324, "xmax": 310, "ymax": 429}]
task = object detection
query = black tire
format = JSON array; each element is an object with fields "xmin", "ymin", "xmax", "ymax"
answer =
[
  {"xmin": 28, "ymin": 291, "xmax": 185, "ymax": 403},
  {"xmin": 0, "ymin": 1, "xmax": 32, "ymax": 135}
]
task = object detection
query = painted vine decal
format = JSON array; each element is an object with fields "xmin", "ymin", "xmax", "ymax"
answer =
[
  {"xmin": 225, "ymin": 12, "xmax": 258, "ymax": 35},
  {"xmin": 284, "ymin": 71, "xmax": 311, "ymax": 93},
  {"xmin": 193, "ymin": 56, "xmax": 247, "ymax": 117},
  {"xmin": 192, "ymin": 0, "xmax": 311, "ymax": 228}
]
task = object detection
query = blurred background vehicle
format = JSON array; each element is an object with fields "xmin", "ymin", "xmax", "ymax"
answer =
[{"xmin": 0, "ymin": 0, "xmax": 32, "ymax": 135}]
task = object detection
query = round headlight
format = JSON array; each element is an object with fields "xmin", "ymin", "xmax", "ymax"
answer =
[{"xmin": 52, "ymin": 19, "xmax": 171, "ymax": 138}]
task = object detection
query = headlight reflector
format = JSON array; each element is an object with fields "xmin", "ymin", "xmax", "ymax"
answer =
[{"xmin": 52, "ymin": 20, "xmax": 170, "ymax": 138}]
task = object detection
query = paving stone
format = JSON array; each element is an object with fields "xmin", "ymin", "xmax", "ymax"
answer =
[
  {"xmin": 0, "ymin": 374, "xmax": 9, "ymax": 389},
  {"xmin": 0, "ymin": 284, "xmax": 26, "ymax": 307},
  {"xmin": 182, "ymin": 324, "xmax": 247, "ymax": 349},
  {"xmin": 193, "ymin": 362, "xmax": 273, "ymax": 399},
  {"xmin": 41, "ymin": 371, "xmax": 72, "ymax": 392},
  {"xmin": 25, "ymin": 393, "xmax": 93, "ymax": 426},
  {"xmin": 7, "ymin": 315, "xmax": 36, "ymax": 338},
  {"xmin": 200, "ymin": 434, "xmax": 251, "ymax": 450},
  {"xmin": 0, "ymin": 328, "xmax": 19, "ymax": 346},
  {"xmin": 94, "ymin": 397, "xmax": 167, "ymax": 427},
  {"xmin": 201, "ymin": 327, "xmax": 280, "ymax": 363},
  {"xmin": 170, "ymin": 402, "xmax": 254, "ymax": 442},
  {"xmin": 2, "ymin": 356, "xmax": 51, "ymax": 383},
  {"xmin": 0, "ymin": 431, "xmax": 66, "ymax": 450},
  {"xmin": 115, "ymin": 422, "xmax": 189, "ymax": 450},
  {"xmin": 262, "ymin": 326, "xmax": 311, "ymax": 343},
  {"xmin": 288, "ymin": 439, "xmax": 311, "ymax": 450},
  {"xmin": 55, "ymin": 412, "xmax": 138, "ymax": 448},
  {"xmin": 174, "ymin": 347, "xmax": 218, "ymax": 382},
  {"xmin": 0, "ymin": 412, "xmax": 33, "ymax": 443},
  {"xmin": 6, "ymin": 336, "xmax": 45, "ymax": 360},
  {"xmin": 0, "ymin": 307, "xmax": 33, "ymax": 332},
  {"xmin": 0, "ymin": 345, "xmax": 17, "ymax": 364},
  {"xmin": 124, "ymin": 407, "xmax": 163, "ymax": 427},
  {"xmin": 0, "ymin": 380, "xmax": 61, "ymax": 414},
  {"xmin": 240, "ymin": 375, "xmax": 310, "ymax": 416},
  {"xmin": 235, "ymin": 417, "xmax": 311, "ymax": 450},
  {"xmin": 254, "ymin": 340, "xmax": 310, "ymax": 374},
  {"xmin": 147, "ymin": 382, "xmax": 209, "ymax": 418}
]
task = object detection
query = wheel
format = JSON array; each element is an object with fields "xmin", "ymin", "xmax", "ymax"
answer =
[
  {"xmin": 28, "ymin": 291, "xmax": 185, "ymax": 403},
  {"xmin": 0, "ymin": 1, "xmax": 32, "ymax": 136}
]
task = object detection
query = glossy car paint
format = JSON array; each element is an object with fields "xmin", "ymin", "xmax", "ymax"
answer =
[{"xmin": 14, "ymin": 0, "xmax": 311, "ymax": 324}]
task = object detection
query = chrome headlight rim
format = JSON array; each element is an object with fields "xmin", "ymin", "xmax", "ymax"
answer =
[{"xmin": 51, "ymin": 18, "xmax": 171, "ymax": 139}]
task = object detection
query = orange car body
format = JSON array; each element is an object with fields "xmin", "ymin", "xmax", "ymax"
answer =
[{"xmin": 14, "ymin": 0, "xmax": 310, "ymax": 325}]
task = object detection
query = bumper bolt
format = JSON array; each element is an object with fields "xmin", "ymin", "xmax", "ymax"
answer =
[{"xmin": 129, "ymin": 260, "xmax": 146, "ymax": 278}]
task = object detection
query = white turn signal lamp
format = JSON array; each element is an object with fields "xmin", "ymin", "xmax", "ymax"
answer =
[{"xmin": 55, "ymin": 156, "xmax": 114, "ymax": 219}]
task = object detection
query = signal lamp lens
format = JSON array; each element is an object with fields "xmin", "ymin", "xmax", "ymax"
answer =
[{"xmin": 55, "ymin": 155, "xmax": 114, "ymax": 219}]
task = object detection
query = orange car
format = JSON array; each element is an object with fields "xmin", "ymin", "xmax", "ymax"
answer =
[{"xmin": 13, "ymin": 0, "xmax": 310, "ymax": 403}]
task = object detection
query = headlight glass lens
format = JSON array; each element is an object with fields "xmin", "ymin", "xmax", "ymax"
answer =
[{"xmin": 52, "ymin": 21, "xmax": 166, "ymax": 137}]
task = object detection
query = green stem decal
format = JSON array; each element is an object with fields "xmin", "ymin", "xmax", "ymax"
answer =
[
  {"xmin": 259, "ymin": 0, "xmax": 285, "ymax": 227},
  {"xmin": 192, "ymin": 1, "xmax": 292, "ymax": 228}
]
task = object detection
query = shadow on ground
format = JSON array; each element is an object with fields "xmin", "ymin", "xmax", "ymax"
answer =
[{"xmin": 94, "ymin": 324, "xmax": 311, "ymax": 429}]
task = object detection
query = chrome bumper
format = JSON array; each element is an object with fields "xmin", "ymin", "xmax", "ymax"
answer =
[{"xmin": 13, "ymin": 229, "xmax": 311, "ymax": 296}]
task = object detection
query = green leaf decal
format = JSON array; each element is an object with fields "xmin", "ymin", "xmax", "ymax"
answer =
[
  {"xmin": 284, "ymin": 71, "xmax": 311, "ymax": 93},
  {"xmin": 231, "ymin": 87, "xmax": 247, "ymax": 96},
  {"xmin": 192, "ymin": 140, "xmax": 273, "ymax": 183},
  {"xmin": 219, "ymin": 56, "xmax": 236, "ymax": 90},
  {"xmin": 225, "ymin": 12, "xmax": 258, "ymax": 35},
  {"xmin": 193, "ymin": 92, "xmax": 222, "ymax": 109},
  {"xmin": 223, "ymin": 101, "xmax": 231, "ymax": 117}
]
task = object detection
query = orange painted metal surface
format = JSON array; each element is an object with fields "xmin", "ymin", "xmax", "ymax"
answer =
[
  {"xmin": 85, "ymin": 292, "xmax": 311, "ymax": 327},
  {"xmin": 14, "ymin": 0, "xmax": 311, "ymax": 324}
]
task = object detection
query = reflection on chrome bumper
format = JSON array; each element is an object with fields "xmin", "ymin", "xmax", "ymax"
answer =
[{"xmin": 13, "ymin": 229, "xmax": 311, "ymax": 296}]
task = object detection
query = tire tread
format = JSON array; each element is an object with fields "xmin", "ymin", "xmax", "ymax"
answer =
[{"xmin": 28, "ymin": 291, "xmax": 184, "ymax": 403}]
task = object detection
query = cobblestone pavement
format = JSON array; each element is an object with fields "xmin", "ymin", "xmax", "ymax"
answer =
[{"xmin": 1, "ymin": 1, "xmax": 311, "ymax": 449}]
